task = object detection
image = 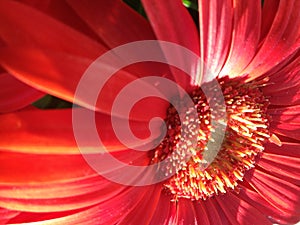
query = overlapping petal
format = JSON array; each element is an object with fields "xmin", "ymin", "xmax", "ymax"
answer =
[
  {"xmin": 0, "ymin": 73, "xmax": 44, "ymax": 113},
  {"xmin": 0, "ymin": 1, "xmax": 299, "ymax": 224},
  {"xmin": 242, "ymin": 0, "xmax": 300, "ymax": 80},
  {"xmin": 67, "ymin": 0, "xmax": 156, "ymax": 48},
  {"xmin": 237, "ymin": 185, "xmax": 300, "ymax": 224},
  {"xmin": 245, "ymin": 169, "xmax": 300, "ymax": 217},
  {"xmin": 149, "ymin": 193, "xmax": 173, "ymax": 225},
  {"xmin": 258, "ymin": 152, "xmax": 300, "ymax": 185},
  {"xmin": 198, "ymin": 0, "xmax": 232, "ymax": 82},
  {"xmin": 0, "ymin": 207, "xmax": 19, "ymax": 224},
  {"xmin": 0, "ymin": 0, "xmax": 105, "ymax": 58},
  {"xmin": 0, "ymin": 47, "xmax": 168, "ymax": 121},
  {"xmin": 217, "ymin": 192, "xmax": 272, "ymax": 225},
  {"xmin": 0, "ymin": 108, "xmax": 161, "ymax": 153},
  {"xmin": 268, "ymin": 106, "xmax": 300, "ymax": 125},
  {"xmin": 142, "ymin": 0, "xmax": 200, "ymax": 89},
  {"xmin": 219, "ymin": 0, "xmax": 261, "ymax": 77}
]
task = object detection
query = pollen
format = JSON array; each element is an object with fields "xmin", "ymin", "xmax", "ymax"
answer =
[{"xmin": 151, "ymin": 76, "xmax": 271, "ymax": 201}]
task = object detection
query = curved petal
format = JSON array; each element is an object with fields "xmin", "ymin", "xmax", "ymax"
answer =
[
  {"xmin": 142, "ymin": 0, "xmax": 199, "ymax": 89},
  {"xmin": 6, "ymin": 208, "xmax": 91, "ymax": 224},
  {"xmin": 268, "ymin": 88, "xmax": 300, "ymax": 106},
  {"xmin": 0, "ymin": 47, "xmax": 168, "ymax": 121},
  {"xmin": 216, "ymin": 192, "xmax": 272, "ymax": 225},
  {"xmin": 175, "ymin": 200, "xmax": 198, "ymax": 225},
  {"xmin": 0, "ymin": 151, "xmax": 95, "ymax": 183},
  {"xmin": 264, "ymin": 142, "xmax": 300, "ymax": 158},
  {"xmin": 237, "ymin": 185, "xmax": 300, "ymax": 224},
  {"xmin": 0, "ymin": 73, "xmax": 44, "ymax": 113},
  {"xmin": 0, "ymin": 207, "xmax": 19, "ymax": 224},
  {"xmin": 165, "ymin": 201, "xmax": 177, "ymax": 225},
  {"xmin": 94, "ymin": 186, "xmax": 153, "ymax": 225},
  {"xmin": 0, "ymin": 0, "xmax": 105, "ymax": 59},
  {"xmin": 67, "ymin": 0, "xmax": 155, "ymax": 48},
  {"xmin": 270, "ymin": 122, "xmax": 300, "ymax": 141},
  {"xmin": 219, "ymin": 0, "xmax": 261, "ymax": 77},
  {"xmin": 193, "ymin": 202, "xmax": 210, "ymax": 225},
  {"xmin": 0, "ymin": 148, "xmax": 149, "ymax": 201},
  {"xmin": 260, "ymin": 0, "xmax": 280, "ymax": 42},
  {"xmin": 198, "ymin": 0, "xmax": 233, "ymax": 83},
  {"xmin": 0, "ymin": 178, "xmax": 126, "ymax": 213},
  {"xmin": 141, "ymin": 0, "xmax": 199, "ymax": 55},
  {"xmin": 268, "ymin": 105, "xmax": 300, "ymax": 124},
  {"xmin": 8, "ymin": 207, "xmax": 101, "ymax": 224},
  {"xmin": 245, "ymin": 169, "xmax": 300, "ymax": 216},
  {"xmin": 202, "ymin": 198, "xmax": 228, "ymax": 225},
  {"xmin": 19, "ymin": 0, "xmax": 103, "ymax": 42},
  {"xmin": 242, "ymin": 0, "xmax": 300, "ymax": 80},
  {"xmin": 66, "ymin": 1, "xmax": 174, "ymax": 85},
  {"xmin": 262, "ymin": 52, "xmax": 300, "ymax": 94},
  {"xmin": 118, "ymin": 185, "xmax": 161, "ymax": 225},
  {"xmin": 149, "ymin": 192, "xmax": 173, "ymax": 225},
  {"xmin": 0, "ymin": 108, "xmax": 161, "ymax": 154},
  {"xmin": 0, "ymin": 184, "xmax": 147, "ymax": 215},
  {"xmin": 257, "ymin": 152, "xmax": 300, "ymax": 185},
  {"xmin": 0, "ymin": 174, "xmax": 125, "ymax": 201}
]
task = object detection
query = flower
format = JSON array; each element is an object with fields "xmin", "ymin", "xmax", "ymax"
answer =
[{"xmin": 0, "ymin": 0, "xmax": 300, "ymax": 224}]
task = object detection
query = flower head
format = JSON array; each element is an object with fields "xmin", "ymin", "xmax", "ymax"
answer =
[{"xmin": 0, "ymin": 0, "xmax": 299, "ymax": 224}]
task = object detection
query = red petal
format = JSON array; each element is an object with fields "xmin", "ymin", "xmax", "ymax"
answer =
[
  {"xmin": 0, "ymin": 73, "xmax": 44, "ymax": 113},
  {"xmin": 264, "ymin": 142, "xmax": 300, "ymax": 158},
  {"xmin": 199, "ymin": 0, "xmax": 233, "ymax": 82},
  {"xmin": 67, "ymin": 0, "xmax": 155, "ymax": 48},
  {"xmin": 217, "ymin": 192, "xmax": 272, "ymax": 225},
  {"xmin": 220, "ymin": 0, "xmax": 261, "ymax": 77},
  {"xmin": 0, "ymin": 177, "xmax": 126, "ymax": 213},
  {"xmin": 19, "ymin": 0, "xmax": 102, "ymax": 42},
  {"xmin": 6, "ymin": 208, "xmax": 89, "ymax": 224},
  {"xmin": 270, "ymin": 122, "xmax": 300, "ymax": 141},
  {"xmin": 201, "ymin": 198, "xmax": 228, "ymax": 225},
  {"xmin": 0, "ymin": 108, "xmax": 161, "ymax": 154},
  {"xmin": 0, "ymin": 47, "xmax": 168, "ymax": 121},
  {"xmin": 118, "ymin": 185, "xmax": 161, "ymax": 225},
  {"xmin": 175, "ymin": 200, "xmax": 198, "ymax": 225},
  {"xmin": 0, "ymin": 0, "xmax": 105, "ymax": 59},
  {"xmin": 142, "ymin": 0, "xmax": 199, "ymax": 55},
  {"xmin": 245, "ymin": 169, "xmax": 300, "ymax": 216},
  {"xmin": 260, "ymin": 0, "xmax": 280, "ymax": 42},
  {"xmin": 268, "ymin": 88, "xmax": 300, "ymax": 106},
  {"xmin": 95, "ymin": 186, "xmax": 153, "ymax": 224},
  {"xmin": 149, "ymin": 192, "xmax": 173, "ymax": 225},
  {"xmin": 193, "ymin": 202, "xmax": 210, "ymax": 225},
  {"xmin": 242, "ymin": 0, "xmax": 300, "ymax": 80},
  {"xmin": 237, "ymin": 185, "xmax": 300, "ymax": 224},
  {"xmin": 165, "ymin": 201, "xmax": 177, "ymax": 225},
  {"xmin": 257, "ymin": 152, "xmax": 300, "ymax": 185},
  {"xmin": 0, "ymin": 151, "xmax": 94, "ymax": 183},
  {"xmin": 268, "ymin": 105, "xmax": 300, "ymax": 124},
  {"xmin": 262, "ymin": 53, "xmax": 300, "ymax": 94},
  {"xmin": 66, "ymin": 1, "xmax": 175, "ymax": 87},
  {"xmin": 0, "ymin": 207, "xmax": 19, "ymax": 224},
  {"xmin": 0, "ymin": 161, "xmax": 153, "ymax": 213},
  {"xmin": 0, "ymin": 174, "xmax": 124, "ymax": 201},
  {"xmin": 0, "ymin": 185, "xmax": 125, "ymax": 214},
  {"xmin": 2, "ymin": 0, "xmax": 173, "ymax": 106},
  {"xmin": 141, "ymin": 0, "xmax": 199, "ymax": 88},
  {"xmin": 0, "ymin": 148, "xmax": 153, "ymax": 213}
]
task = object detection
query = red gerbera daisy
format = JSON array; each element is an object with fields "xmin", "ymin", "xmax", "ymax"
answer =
[{"xmin": 0, "ymin": 0, "xmax": 299, "ymax": 224}]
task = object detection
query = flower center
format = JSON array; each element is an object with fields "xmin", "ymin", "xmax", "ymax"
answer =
[{"xmin": 150, "ymin": 76, "xmax": 271, "ymax": 200}]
